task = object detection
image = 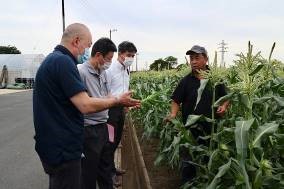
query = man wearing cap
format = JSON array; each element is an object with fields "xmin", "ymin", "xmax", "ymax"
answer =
[{"xmin": 165, "ymin": 45, "xmax": 229, "ymax": 184}]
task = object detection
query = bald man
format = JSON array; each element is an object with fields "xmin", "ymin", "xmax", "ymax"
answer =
[{"xmin": 33, "ymin": 23, "xmax": 140, "ymax": 189}]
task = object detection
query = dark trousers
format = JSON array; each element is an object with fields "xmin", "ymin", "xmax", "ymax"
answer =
[
  {"xmin": 41, "ymin": 159, "xmax": 81, "ymax": 189},
  {"xmin": 81, "ymin": 124, "xmax": 113, "ymax": 189},
  {"xmin": 181, "ymin": 123, "xmax": 211, "ymax": 184},
  {"xmin": 107, "ymin": 106, "xmax": 125, "ymax": 174}
]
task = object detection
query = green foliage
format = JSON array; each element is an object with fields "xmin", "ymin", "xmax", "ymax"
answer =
[
  {"xmin": 130, "ymin": 42, "xmax": 284, "ymax": 189},
  {"xmin": 149, "ymin": 56, "xmax": 178, "ymax": 71},
  {"xmin": 0, "ymin": 45, "xmax": 21, "ymax": 54},
  {"xmin": 177, "ymin": 64, "xmax": 188, "ymax": 71}
]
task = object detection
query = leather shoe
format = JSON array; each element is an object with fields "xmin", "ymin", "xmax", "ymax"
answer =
[
  {"xmin": 112, "ymin": 175, "xmax": 122, "ymax": 187},
  {"xmin": 116, "ymin": 168, "xmax": 126, "ymax": 175}
]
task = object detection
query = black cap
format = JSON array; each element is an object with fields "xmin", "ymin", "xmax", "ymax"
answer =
[{"xmin": 186, "ymin": 45, "xmax": 208, "ymax": 57}]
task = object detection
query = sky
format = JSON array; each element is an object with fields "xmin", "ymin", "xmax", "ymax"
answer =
[{"xmin": 1, "ymin": 0, "xmax": 284, "ymax": 70}]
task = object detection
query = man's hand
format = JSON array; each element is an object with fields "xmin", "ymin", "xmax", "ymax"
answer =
[
  {"xmin": 216, "ymin": 101, "xmax": 229, "ymax": 116},
  {"xmin": 216, "ymin": 105, "xmax": 226, "ymax": 115},
  {"xmin": 117, "ymin": 91, "xmax": 141, "ymax": 107},
  {"xmin": 125, "ymin": 105, "xmax": 141, "ymax": 113},
  {"xmin": 163, "ymin": 114, "xmax": 176, "ymax": 123}
]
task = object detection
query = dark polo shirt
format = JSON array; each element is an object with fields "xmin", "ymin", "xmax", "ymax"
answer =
[
  {"xmin": 33, "ymin": 45, "xmax": 86, "ymax": 165},
  {"xmin": 171, "ymin": 73, "xmax": 226, "ymax": 125}
]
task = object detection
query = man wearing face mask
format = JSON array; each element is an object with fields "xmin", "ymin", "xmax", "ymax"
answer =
[
  {"xmin": 105, "ymin": 41, "xmax": 137, "ymax": 185},
  {"xmin": 77, "ymin": 37, "xmax": 117, "ymax": 189},
  {"xmin": 77, "ymin": 47, "xmax": 90, "ymax": 64},
  {"xmin": 33, "ymin": 23, "xmax": 140, "ymax": 189}
]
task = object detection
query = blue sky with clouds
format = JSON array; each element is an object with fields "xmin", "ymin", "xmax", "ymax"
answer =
[{"xmin": 1, "ymin": 0, "xmax": 283, "ymax": 70}]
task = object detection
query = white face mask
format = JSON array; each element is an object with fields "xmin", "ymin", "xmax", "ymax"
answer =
[
  {"xmin": 123, "ymin": 57, "xmax": 134, "ymax": 67},
  {"xmin": 101, "ymin": 61, "xmax": 112, "ymax": 70}
]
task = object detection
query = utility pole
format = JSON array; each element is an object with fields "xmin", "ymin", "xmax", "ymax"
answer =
[
  {"xmin": 218, "ymin": 40, "xmax": 228, "ymax": 67},
  {"xmin": 135, "ymin": 53, "xmax": 139, "ymax": 71},
  {"xmin": 145, "ymin": 61, "xmax": 148, "ymax": 71},
  {"xmin": 109, "ymin": 29, "xmax": 117, "ymax": 40},
  {"xmin": 131, "ymin": 63, "xmax": 134, "ymax": 72},
  {"xmin": 62, "ymin": 0, "xmax": 65, "ymax": 33}
]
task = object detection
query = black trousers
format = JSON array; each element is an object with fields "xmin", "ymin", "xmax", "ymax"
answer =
[
  {"xmin": 41, "ymin": 159, "xmax": 81, "ymax": 189},
  {"xmin": 181, "ymin": 123, "xmax": 211, "ymax": 184},
  {"xmin": 107, "ymin": 106, "xmax": 125, "ymax": 174},
  {"xmin": 81, "ymin": 124, "xmax": 113, "ymax": 189}
]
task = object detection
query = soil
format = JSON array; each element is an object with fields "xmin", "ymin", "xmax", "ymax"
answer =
[
  {"xmin": 121, "ymin": 118, "xmax": 181, "ymax": 189},
  {"xmin": 135, "ymin": 126, "xmax": 181, "ymax": 189}
]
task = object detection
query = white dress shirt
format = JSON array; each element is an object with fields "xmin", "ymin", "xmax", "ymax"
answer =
[{"xmin": 106, "ymin": 60, "xmax": 130, "ymax": 96}]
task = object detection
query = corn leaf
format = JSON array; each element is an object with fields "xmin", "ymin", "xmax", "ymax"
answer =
[
  {"xmin": 252, "ymin": 122, "xmax": 279, "ymax": 148},
  {"xmin": 249, "ymin": 64, "xmax": 264, "ymax": 76},
  {"xmin": 194, "ymin": 79, "xmax": 209, "ymax": 111},
  {"xmin": 235, "ymin": 119, "xmax": 254, "ymax": 162},
  {"xmin": 207, "ymin": 159, "xmax": 232, "ymax": 189},
  {"xmin": 214, "ymin": 92, "xmax": 235, "ymax": 107},
  {"xmin": 185, "ymin": 114, "xmax": 213, "ymax": 128}
]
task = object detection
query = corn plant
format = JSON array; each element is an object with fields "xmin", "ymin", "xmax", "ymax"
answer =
[{"xmin": 129, "ymin": 42, "xmax": 284, "ymax": 189}]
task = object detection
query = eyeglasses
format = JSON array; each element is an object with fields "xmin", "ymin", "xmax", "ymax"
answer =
[
  {"xmin": 98, "ymin": 52, "xmax": 112, "ymax": 62},
  {"xmin": 103, "ymin": 56, "xmax": 112, "ymax": 63}
]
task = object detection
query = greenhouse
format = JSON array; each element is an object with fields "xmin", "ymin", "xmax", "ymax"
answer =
[{"xmin": 0, "ymin": 54, "xmax": 44, "ymax": 88}]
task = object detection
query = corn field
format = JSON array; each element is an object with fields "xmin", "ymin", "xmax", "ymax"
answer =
[{"xmin": 130, "ymin": 42, "xmax": 284, "ymax": 189}]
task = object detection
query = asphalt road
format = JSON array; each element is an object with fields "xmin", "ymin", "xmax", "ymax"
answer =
[{"xmin": 0, "ymin": 91, "xmax": 48, "ymax": 189}]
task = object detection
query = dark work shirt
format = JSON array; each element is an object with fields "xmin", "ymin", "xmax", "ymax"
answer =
[
  {"xmin": 33, "ymin": 45, "xmax": 86, "ymax": 165},
  {"xmin": 171, "ymin": 73, "xmax": 226, "ymax": 125}
]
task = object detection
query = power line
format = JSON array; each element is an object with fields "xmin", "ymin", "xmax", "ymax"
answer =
[
  {"xmin": 32, "ymin": 1, "xmax": 61, "ymax": 53},
  {"xmin": 82, "ymin": 0, "xmax": 132, "ymax": 41}
]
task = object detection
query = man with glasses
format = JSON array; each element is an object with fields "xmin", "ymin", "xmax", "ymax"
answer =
[
  {"xmin": 78, "ymin": 38, "xmax": 122, "ymax": 189},
  {"xmin": 33, "ymin": 24, "xmax": 140, "ymax": 189}
]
